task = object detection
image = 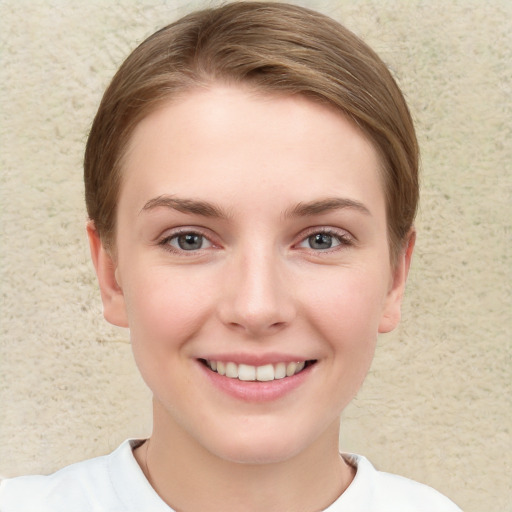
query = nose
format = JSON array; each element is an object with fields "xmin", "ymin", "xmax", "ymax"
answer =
[{"xmin": 217, "ymin": 246, "xmax": 296, "ymax": 337}]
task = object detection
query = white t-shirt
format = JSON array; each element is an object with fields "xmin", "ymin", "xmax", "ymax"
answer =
[{"xmin": 0, "ymin": 440, "xmax": 461, "ymax": 511}]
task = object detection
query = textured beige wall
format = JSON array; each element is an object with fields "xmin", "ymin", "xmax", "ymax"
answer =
[{"xmin": 1, "ymin": 1, "xmax": 510, "ymax": 510}]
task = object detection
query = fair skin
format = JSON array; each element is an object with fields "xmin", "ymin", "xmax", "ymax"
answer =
[{"xmin": 88, "ymin": 85, "xmax": 414, "ymax": 512}]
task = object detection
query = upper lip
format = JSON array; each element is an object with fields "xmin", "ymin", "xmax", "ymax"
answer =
[{"xmin": 197, "ymin": 353, "xmax": 316, "ymax": 366}]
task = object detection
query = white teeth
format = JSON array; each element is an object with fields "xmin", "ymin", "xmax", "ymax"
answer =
[
  {"xmin": 238, "ymin": 364, "xmax": 256, "ymax": 381},
  {"xmin": 256, "ymin": 364, "xmax": 274, "ymax": 382},
  {"xmin": 274, "ymin": 362, "xmax": 286, "ymax": 379},
  {"xmin": 205, "ymin": 360, "xmax": 309, "ymax": 381},
  {"xmin": 225, "ymin": 362, "xmax": 238, "ymax": 378},
  {"xmin": 286, "ymin": 362, "xmax": 297, "ymax": 377}
]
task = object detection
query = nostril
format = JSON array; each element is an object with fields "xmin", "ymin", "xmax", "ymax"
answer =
[{"xmin": 269, "ymin": 321, "xmax": 287, "ymax": 330}]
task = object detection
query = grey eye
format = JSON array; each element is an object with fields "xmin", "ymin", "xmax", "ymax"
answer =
[
  {"xmin": 171, "ymin": 233, "xmax": 210, "ymax": 251},
  {"xmin": 308, "ymin": 233, "xmax": 336, "ymax": 250}
]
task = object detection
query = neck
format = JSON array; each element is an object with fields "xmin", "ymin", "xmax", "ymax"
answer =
[{"xmin": 134, "ymin": 403, "xmax": 354, "ymax": 512}]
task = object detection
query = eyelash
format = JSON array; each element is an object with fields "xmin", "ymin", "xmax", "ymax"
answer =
[
  {"xmin": 295, "ymin": 227, "xmax": 354, "ymax": 252},
  {"xmin": 158, "ymin": 228, "xmax": 215, "ymax": 255},
  {"xmin": 157, "ymin": 227, "xmax": 354, "ymax": 255}
]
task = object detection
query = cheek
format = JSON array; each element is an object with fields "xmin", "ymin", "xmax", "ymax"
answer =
[
  {"xmin": 304, "ymin": 266, "xmax": 389, "ymax": 355},
  {"xmin": 121, "ymin": 270, "xmax": 212, "ymax": 402},
  {"xmin": 122, "ymin": 268, "xmax": 214, "ymax": 356},
  {"xmin": 308, "ymin": 271, "xmax": 387, "ymax": 406},
  {"xmin": 316, "ymin": 267, "xmax": 387, "ymax": 318}
]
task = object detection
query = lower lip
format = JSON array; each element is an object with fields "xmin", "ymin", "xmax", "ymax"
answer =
[{"xmin": 197, "ymin": 361, "xmax": 315, "ymax": 402}]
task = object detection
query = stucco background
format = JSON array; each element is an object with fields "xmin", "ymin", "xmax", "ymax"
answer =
[{"xmin": 0, "ymin": 1, "xmax": 510, "ymax": 510}]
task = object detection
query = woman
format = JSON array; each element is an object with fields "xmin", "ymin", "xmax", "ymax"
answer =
[{"xmin": 0, "ymin": 3, "xmax": 461, "ymax": 510}]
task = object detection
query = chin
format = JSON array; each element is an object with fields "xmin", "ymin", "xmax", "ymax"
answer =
[{"xmin": 203, "ymin": 427, "xmax": 315, "ymax": 466}]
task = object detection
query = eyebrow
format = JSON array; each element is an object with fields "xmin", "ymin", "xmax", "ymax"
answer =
[
  {"xmin": 140, "ymin": 194, "xmax": 370, "ymax": 220},
  {"xmin": 284, "ymin": 197, "xmax": 371, "ymax": 218},
  {"xmin": 140, "ymin": 195, "xmax": 229, "ymax": 219}
]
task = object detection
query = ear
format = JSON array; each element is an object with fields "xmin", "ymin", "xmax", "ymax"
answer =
[
  {"xmin": 378, "ymin": 229, "xmax": 416, "ymax": 333},
  {"xmin": 86, "ymin": 221, "xmax": 129, "ymax": 328}
]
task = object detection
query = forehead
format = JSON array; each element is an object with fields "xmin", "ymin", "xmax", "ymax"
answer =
[{"xmin": 119, "ymin": 85, "xmax": 385, "ymax": 216}]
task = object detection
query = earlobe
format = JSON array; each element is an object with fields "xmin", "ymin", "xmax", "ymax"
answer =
[
  {"xmin": 86, "ymin": 221, "xmax": 129, "ymax": 328},
  {"xmin": 378, "ymin": 229, "xmax": 416, "ymax": 334}
]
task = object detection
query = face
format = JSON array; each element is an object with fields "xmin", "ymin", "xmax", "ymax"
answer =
[{"xmin": 90, "ymin": 85, "xmax": 412, "ymax": 465}]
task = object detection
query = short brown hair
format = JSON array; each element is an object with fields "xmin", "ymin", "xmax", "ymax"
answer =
[{"xmin": 84, "ymin": 1, "xmax": 418, "ymax": 260}]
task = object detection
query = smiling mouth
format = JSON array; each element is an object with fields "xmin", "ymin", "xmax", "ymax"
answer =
[{"xmin": 199, "ymin": 359, "xmax": 317, "ymax": 382}]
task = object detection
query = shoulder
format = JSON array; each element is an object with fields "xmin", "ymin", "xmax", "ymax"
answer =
[
  {"xmin": 0, "ymin": 446, "xmax": 117, "ymax": 512},
  {"xmin": 0, "ymin": 440, "xmax": 169, "ymax": 512},
  {"xmin": 0, "ymin": 455, "xmax": 106, "ymax": 511},
  {"xmin": 327, "ymin": 453, "xmax": 462, "ymax": 512}
]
